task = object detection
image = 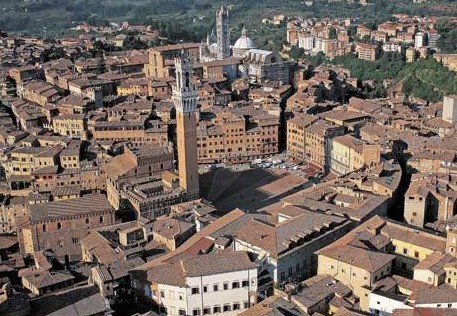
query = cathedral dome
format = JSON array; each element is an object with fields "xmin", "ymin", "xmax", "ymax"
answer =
[
  {"xmin": 233, "ymin": 28, "xmax": 255, "ymax": 58},
  {"xmin": 233, "ymin": 27, "xmax": 255, "ymax": 51}
]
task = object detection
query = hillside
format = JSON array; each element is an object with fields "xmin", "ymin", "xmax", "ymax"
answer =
[{"xmin": 1, "ymin": 0, "xmax": 456, "ymax": 41}]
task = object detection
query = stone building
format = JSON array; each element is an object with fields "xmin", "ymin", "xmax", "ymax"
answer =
[
  {"xmin": 442, "ymin": 95, "xmax": 457, "ymax": 124},
  {"xmin": 240, "ymin": 49, "xmax": 292, "ymax": 84},
  {"xmin": 316, "ymin": 215, "xmax": 449, "ymax": 311},
  {"xmin": 103, "ymin": 145, "xmax": 174, "ymax": 210},
  {"xmin": 52, "ymin": 114, "xmax": 87, "ymax": 139},
  {"xmin": 146, "ymin": 43, "xmax": 200, "ymax": 78},
  {"xmin": 330, "ymin": 134, "xmax": 381, "ymax": 176},
  {"xmin": 91, "ymin": 115, "xmax": 168, "ymax": 148},
  {"xmin": 17, "ymin": 194, "xmax": 115, "ymax": 263},
  {"xmin": 304, "ymin": 119, "xmax": 346, "ymax": 171},
  {"xmin": 130, "ymin": 251, "xmax": 258, "ymax": 316},
  {"xmin": 151, "ymin": 217, "xmax": 196, "ymax": 251},
  {"xmin": 197, "ymin": 106, "xmax": 280, "ymax": 164},
  {"xmin": 356, "ymin": 42, "xmax": 380, "ymax": 61},
  {"xmin": 232, "ymin": 203, "xmax": 352, "ymax": 287},
  {"xmin": 18, "ymin": 80, "xmax": 60, "ymax": 107},
  {"xmin": 286, "ymin": 114, "xmax": 319, "ymax": 162},
  {"xmin": 403, "ymin": 174, "xmax": 457, "ymax": 228}
]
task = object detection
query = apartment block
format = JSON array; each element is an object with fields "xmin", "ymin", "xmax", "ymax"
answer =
[
  {"xmin": 331, "ymin": 134, "xmax": 381, "ymax": 176},
  {"xmin": 130, "ymin": 252, "xmax": 258, "ymax": 316},
  {"xmin": 356, "ymin": 42, "xmax": 380, "ymax": 61}
]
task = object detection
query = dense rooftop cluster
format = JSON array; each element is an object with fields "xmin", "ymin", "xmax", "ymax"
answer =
[{"xmin": 0, "ymin": 5, "xmax": 456, "ymax": 316}]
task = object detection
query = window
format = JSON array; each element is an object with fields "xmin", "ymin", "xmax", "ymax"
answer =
[
  {"xmin": 223, "ymin": 304, "xmax": 231, "ymax": 312},
  {"xmin": 179, "ymin": 310, "xmax": 186, "ymax": 316},
  {"xmin": 86, "ymin": 218, "xmax": 90, "ymax": 224},
  {"xmin": 160, "ymin": 291, "xmax": 165, "ymax": 298},
  {"xmin": 72, "ymin": 237, "xmax": 79, "ymax": 244},
  {"xmin": 100, "ymin": 216, "xmax": 103, "ymax": 223},
  {"xmin": 233, "ymin": 303, "xmax": 240, "ymax": 310},
  {"xmin": 192, "ymin": 309, "xmax": 201, "ymax": 316},
  {"xmin": 448, "ymin": 304, "xmax": 452, "ymax": 308},
  {"xmin": 213, "ymin": 284, "xmax": 218, "ymax": 292},
  {"xmin": 179, "ymin": 292, "xmax": 184, "ymax": 300},
  {"xmin": 341, "ymin": 269, "xmax": 345, "ymax": 274},
  {"xmin": 191, "ymin": 287, "xmax": 200, "ymax": 295},
  {"xmin": 203, "ymin": 285, "xmax": 208, "ymax": 293},
  {"xmin": 280, "ymin": 272, "xmax": 285, "ymax": 281},
  {"xmin": 330, "ymin": 265, "xmax": 334, "ymax": 269},
  {"xmin": 428, "ymin": 277, "xmax": 432, "ymax": 282},
  {"xmin": 223, "ymin": 282, "xmax": 228, "ymax": 290},
  {"xmin": 203, "ymin": 307, "xmax": 211, "ymax": 315},
  {"xmin": 43, "ymin": 224, "xmax": 46, "ymax": 232},
  {"xmin": 414, "ymin": 251, "xmax": 419, "ymax": 258},
  {"xmin": 232, "ymin": 281, "xmax": 240, "ymax": 289},
  {"xmin": 403, "ymin": 248, "xmax": 408, "ymax": 255},
  {"xmin": 242, "ymin": 280, "xmax": 249, "ymax": 287},
  {"xmin": 57, "ymin": 222, "xmax": 62, "ymax": 230},
  {"xmin": 213, "ymin": 306, "xmax": 221, "ymax": 313},
  {"xmin": 243, "ymin": 301, "xmax": 249, "ymax": 309}
]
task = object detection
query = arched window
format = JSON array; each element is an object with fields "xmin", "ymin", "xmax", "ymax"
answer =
[
  {"xmin": 42, "ymin": 224, "xmax": 46, "ymax": 232},
  {"xmin": 57, "ymin": 222, "xmax": 62, "ymax": 230},
  {"xmin": 100, "ymin": 216, "xmax": 104, "ymax": 223},
  {"xmin": 185, "ymin": 72, "xmax": 190, "ymax": 88},
  {"xmin": 86, "ymin": 218, "xmax": 89, "ymax": 224}
]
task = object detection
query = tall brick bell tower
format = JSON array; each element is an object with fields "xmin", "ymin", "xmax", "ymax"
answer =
[{"xmin": 173, "ymin": 50, "xmax": 200, "ymax": 197}]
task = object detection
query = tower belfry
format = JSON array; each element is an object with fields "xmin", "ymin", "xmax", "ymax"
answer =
[
  {"xmin": 173, "ymin": 50, "xmax": 199, "ymax": 196},
  {"xmin": 216, "ymin": 5, "xmax": 230, "ymax": 60}
]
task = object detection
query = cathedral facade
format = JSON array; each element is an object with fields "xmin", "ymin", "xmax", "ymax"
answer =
[
  {"xmin": 197, "ymin": 6, "xmax": 293, "ymax": 84},
  {"xmin": 200, "ymin": 6, "xmax": 231, "ymax": 62}
]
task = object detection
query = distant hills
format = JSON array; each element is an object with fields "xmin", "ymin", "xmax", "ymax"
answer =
[{"xmin": 0, "ymin": 0, "xmax": 456, "ymax": 38}]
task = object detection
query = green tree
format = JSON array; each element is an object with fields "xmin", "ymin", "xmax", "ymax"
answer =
[
  {"xmin": 437, "ymin": 29, "xmax": 457, "ymax": 53},
  {"xmin": 289, "ymin": 46, "xmax": 305, "ymax": 60},
  {"xmin": 328, "ymin": 27, "xmax": 337, "ymax": 40},
  {"xmin": 122, "ymin": 36, "xmax": 148, "ymax": 50}
]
